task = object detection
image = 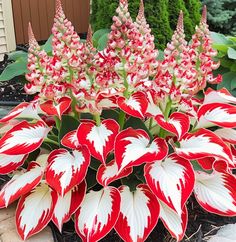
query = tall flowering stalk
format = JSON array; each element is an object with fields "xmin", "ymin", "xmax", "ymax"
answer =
[{"xmin": 0, "ymin": 1, "xmax": 236, "ymax": 241}]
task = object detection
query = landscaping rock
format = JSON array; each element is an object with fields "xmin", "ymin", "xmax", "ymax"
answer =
[
  {"xmin": 0, "ymin": 204, "xmax": 54, "ymax": 242},
  {"xmin": 208, "ymin": 223, "xmax": 236, "ymax": 242}
]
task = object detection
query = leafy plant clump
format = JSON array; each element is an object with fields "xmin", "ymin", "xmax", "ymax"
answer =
[{"xmin": 1, "ymin": 0, "xmax": 236, "ymax": 241}]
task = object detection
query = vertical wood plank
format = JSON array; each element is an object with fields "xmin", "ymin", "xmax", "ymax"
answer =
[
  {"xmin": 72, "ymin": 0, "xmax": 80, "ymax": 32},
  {"xmin": 29, "ymin": 0, "xmax": 41, "ymax": 40},
  {"xmin": 78, "ymin": 0, "xmax": 90, "ymax": 33},
  {"xmin": 11, "ymin": 0, "xmax": 24, "ymax": 44},
  {"xmin": 20, "ymin": 0, "xmax": 31, "ymax": 43},
  {"xmin": 39, "ymin": 0, "xmax": 49, "ymax": 40},
  {"xmin": 46, "ymin": 0, "xmax": 55, "ymax": 34},
  {"xmin": 66, "ymin": 0, "xmax": 74, "ymax": 25}
]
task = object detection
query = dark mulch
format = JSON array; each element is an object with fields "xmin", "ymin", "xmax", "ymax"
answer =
[{"xmin": 0, "ymin": 55, "xmax": 33, "ymax": 104}]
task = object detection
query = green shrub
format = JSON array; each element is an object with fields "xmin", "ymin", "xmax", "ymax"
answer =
[
  {"xmin": 202, "ymin": 0, "xmax": 236, "ymax": 35},
  {"xmin": 90, "ymin": 0, "xmax": 201, "ymax": 49}
]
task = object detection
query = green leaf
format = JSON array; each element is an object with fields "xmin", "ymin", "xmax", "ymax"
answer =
[
  {"xmin": 191, "ymin": 160, "xmax": 212, "ymax": 174},
  {"xmin": 124, "ymin": 117, "xmax": 153, "ymax": 140},
  {"xmin": 0, "ymin": 59, "xmax": 28, "ymax": 81},
  {"xmin": 230, "ymin": 75, "xmax": 236, "ymax": 90},
  {"xmin": 97, "ymin": 33, "xmax": 109, "ymax": 51},
  {"xmin": 217, "ymin": 72, "xmax": 236, "ymax": 92},
  {"xmin": 101, "ymin": 109, "xmax": 119, "ymax": 122},
  {"xmin": 92, "ymin": 28, "xmax": 110, "ymax": 47},
  {"xmin": 157, "ymin": 50, "xmax": 164, "ymax": 61},
  {"xmin": 121, "ymin": 173, "xmax": 142, "ymax": 192},
  {"xmin": 220, "ymin": 58, "xmax": 234, "ymax": 69},
  {"xmin": 90, "ymin": 157, "xmax": 101, "ymax": 171},
  {"xmin": 43, "ymin": 35, "xmax": 53, "ymax": 53},
  {"xmin": 86, "ymin": 168, "xmax": 98, "ymax": 190},
  {"xmin": 211, "ymin": 32, "xmax": 233, "ymax": 45},
  {"xmin": 8, "ymin": 51, "xmax": 27, "ymax": 61},
  {"xmin": 228, "ymin": 47, "xmax": 236, "ymax": 60},
  {"xmin": 59, "ymin": 115, "xmax": 80, "ymax": 145}
]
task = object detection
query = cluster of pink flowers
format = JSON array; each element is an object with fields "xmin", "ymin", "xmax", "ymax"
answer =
[{"xmin": 2, "ymin": 1, "xmax": 236, "ymax": 242}]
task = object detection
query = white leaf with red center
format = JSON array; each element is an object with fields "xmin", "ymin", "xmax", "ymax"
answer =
[
  {"xmin": 0, "ymin": 102, "xmax": 40, "ymax": 123},
  {"xmin": 16, "ymin": 183, "xmax": 57, "ymax": 240},
  {"xmin": 52, "ymin": 181, "xmax": 86, "ymax": 232},
  {"xmin": 115, "ymin": 128, "xmax": 168, "ymax": 171},
  {"xmin": 197, "ymin": 103, "xmax": 236, "ymax": 128},
  {"xmin": 194, "ymin": 171, "xmax": 236, "ymax": 216},
  {"xmin": 146, "ymin": 91, "xmax": 162, "ymax": 117},
  {"xmin": 159, "ymin": 200, "xmax": 188, "ymax": 241},
  {"xmin": 204, "ymin": 88, "xmax": 236, "ymax": 105},
  {"xmin": 114, "ymin": 185, "xmax": 160, "ymax": 242},
  {"xmin": 117, "ymin": 91, "xmax": 148, "ymax": 119},
  {"xmin": 77, "ymin": 119, "xmax": 119, "ymax": 164},
  {"xmin": 0, "ymin": 153, "xmax": 27, "ymax": 174},
  {"xmin": 214, "ymin": 128, "xmax": 236, "ymax": 145},
  {"xmin": 40, "ymin": 97, "xmax": 71, "ymax": 119},
  {"xmin": 0, "ymin": 163, "xmax": 43, "ymax": 208},
  {"xmin": 155, "ymin": 112, "xmax": 190, "ymax": 140},
  {"xmin": 144, "ymin": 154, "xmax": 194, "ymax": 215},
  {"xmin": 75, "ymin": 186, "xmax": 120, "ymax": 242},
  {"xmin": 176, "ymin": 129, "xmax": 234, "ymax": 166},
  {"xmin": 97, "ymin": 160, "xmax": 133, "ymax": 186},
  {"xmin": 0, "ymin": 120, "xmax": 50, "ymax": 155},
  {"xmin": 61, "ymin": 130, "xmax": 80, "ymax": 149},
  {"xmin": 45, "ymin": 147, "xmax": 90, "ymax": 196}
]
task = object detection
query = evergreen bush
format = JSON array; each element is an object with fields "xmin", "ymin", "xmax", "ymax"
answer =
[
  {"xmin": 90, "ymin": 0, "xmax": 201, "ymax": 49},
  {"xmin": 202, "ymin": 0, "xmax": 236, "ymax": 35}
]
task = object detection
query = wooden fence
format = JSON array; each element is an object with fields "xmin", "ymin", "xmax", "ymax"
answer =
[{"xmin": 12, "ymin": 0, "xmax": 90, "ymax": 44}]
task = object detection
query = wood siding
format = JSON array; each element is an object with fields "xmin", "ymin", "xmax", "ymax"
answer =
[
  {"xmin": 12, "ymin": 0, "xmax": 90, "ymax": 44},
  {"xmin": 0, "ymin": 0, "xmax": 16, "ymax": 60}
]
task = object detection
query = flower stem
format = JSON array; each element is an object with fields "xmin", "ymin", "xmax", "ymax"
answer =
[
  {"xmin": 118, "ymin": 110, "xmax": 126, "ymax": 130},
  {"xmin": 94, "ymin": 114, "xmax": 101, "ymax": 126},
  {"xmin": 44, "ymin": 138, "xmax": 59, "ymax": 146},
  {"xmin": 159, "ymin": 100, "xmax": 172, "ymax": 138}
]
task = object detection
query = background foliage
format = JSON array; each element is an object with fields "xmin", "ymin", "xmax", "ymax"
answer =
[
  {"xmin": 202, "ymin": 0, "xmax": 236, "ymax": 36},
  {"xmin": 90, "ymin": 0, "xmax": 201, "ymax": 49}
]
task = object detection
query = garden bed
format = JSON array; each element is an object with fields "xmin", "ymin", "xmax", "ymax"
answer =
[{"xmin": 1, "ymin": 54, "xmax": 236, "ymax": 242}]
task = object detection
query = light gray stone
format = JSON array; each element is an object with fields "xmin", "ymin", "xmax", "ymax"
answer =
[
  {"xmin": 208, "ymin": 223, "xmax": 236, "ymax": 242},
  {"xmin": 0, "ymin": 204, "xmax": 54, "ymax": 242}
]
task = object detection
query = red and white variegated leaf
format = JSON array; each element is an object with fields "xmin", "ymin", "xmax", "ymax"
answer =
[
  {"xmin": 115, "ymin": 128, "xmax": 168, "ymax": 171},
  {"xmin": 0, "ymin": 153, "xmax": 27, "ymax": 174},
  {"xmin": 214, "ymin": 128, "xmax": 236, "ymax": 145},
  {"xmin": 0, "ymin": 120, "xmax": 50, "ymax": 155},
  {"xmin": 194, "ymin": 171, "xmax": 236, "ymax": 216},
  {"xmin": 114, "ymin": 184, "xmax": 160, "ymax": 242},
  {"xmin": 0, "ymin": 102, "xmax": 40, "ymax": 123},
  {"xmin": 176, "ymin": 129, "xmax": 234, "ymax": 166},
  {"xmin": 117, "ymin": 91, "xmax": 148, "ymax": 119},
  {"xmin": 61, "ymin": 130, "xmax": 80, "ymax": 149},
  {"xmin": 159, "ymin": 200, "xmax": 188, "ymax": 241},
  {"xmin": 52, "ymin": 181, "xmax": 86, "ymax": 232},
  {"xmin": 40, "ymin": 97, "xmax": 71, "ymax": 119},
  {"xmin": 46, "ymin": 147, "xmax": 90, "ymax": 196},
  {"xmin": 0, "ymin": 120, "xmax": 19, "ymax": 135},
  {"xmin": 144, "ymin": 154, "xmax": 194, "ymax": 215},
  {"xmin": 204, "ymin": 88, "xmax": 236, "ymax": 105},
  {"xmin": 197, "ymin": 103, "xmax": 236, "ymax": 129},
  {"xmin": 16, "ymin": 183, "xmax": 57, "ymax": 240},
  {"xmin": 77, "ymin": 119, "xmax": 119, "ymax": 164},
  {"xmin": 155, "ymin": 112, "xmax": 190, "ymax": 140},
  {"xmin": 96, "ymin": 93, "xmax": 118, "ymax": 109},
  {"xmin": 145, "ymin": 91, "xmax": 162, "ymax": 117},
  {"xmin": 97, "ymin": 160, "xmax": 133, "ymax": 186},
  {"xmin": 75, "ymin": 186, "xmax": 121, "ymax": 242},
  {"xmin": 0, "ymin": 163, "xmax": 43, "ymax": 208}
]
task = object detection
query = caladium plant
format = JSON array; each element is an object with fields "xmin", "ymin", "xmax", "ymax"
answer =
[{"xmin": 0, "ymin": 0, "xmax": 235, "ymax": 241}]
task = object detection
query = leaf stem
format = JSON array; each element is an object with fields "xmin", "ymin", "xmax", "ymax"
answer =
[
  {"xmin": 118, "ymin": 110, "xmax": 126, "ymax": 130},
  {"xmin": 44, "ymin": 138, "xmax": 59, "ymax": 146},
  {"xmin": 94, "ymin": 114, "xmax": 101, "ymax": 126}
]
